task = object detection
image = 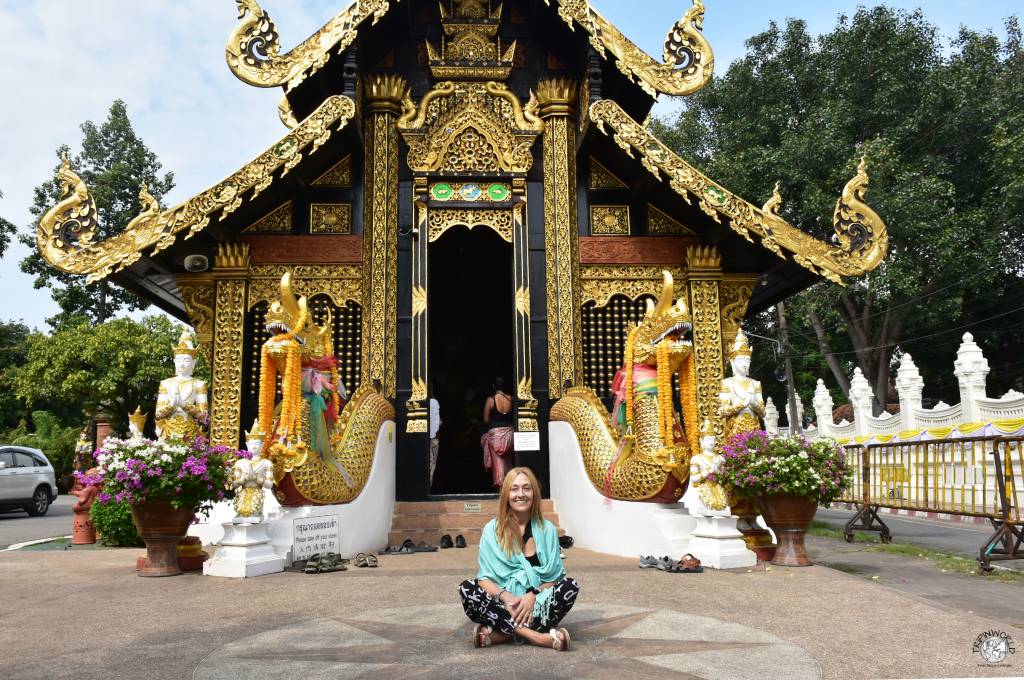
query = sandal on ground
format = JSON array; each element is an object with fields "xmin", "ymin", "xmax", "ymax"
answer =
[
  {"xmin": 354, "ymin": 553, "xmax": 369, "ymax": 568},
  {"xmin": 304, "ymin": 553, "xmax": 321, "ymax": 574},
  {"xmin": 473, "ymin": 624, "xmax": 493, "ymax": 648},
  {"xmin": 550, "ymin": 628, "xmax": 570, "ymax": 651},
  {"xmin": 668, "ymin": 553, "xmax": 703, "ymax": 573},
  {"xmin": 366, "ymin": 553, "xmax": 379, "ymax": 567},
  {"xmin": 638, "ymin": 555, "xmax": 660, "ymax": 569},
  {"xmin": 319, "ymin": 553, "xmax": 347, "ymax": 572},
  {"xmin": 415, "ymin": 541, "xmax": 438, "ymax": 552}
]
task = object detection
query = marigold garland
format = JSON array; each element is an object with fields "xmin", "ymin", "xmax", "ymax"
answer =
[
  {"xmin": 624, "ymin": 327, "xmax": 637, "ymax": 433},
  {"xmin": 679, "ymin": 353, "xmax": 699, "ymax": 457}
]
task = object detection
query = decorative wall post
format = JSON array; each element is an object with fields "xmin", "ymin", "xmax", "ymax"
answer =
[
  {"xmin": 812, "ymin": 379, "xmax": 834, "ymax": 438},
  {"xmin": 895, "ymin": 353, "xmax": 924, "ymax": 430},
  {"xmin": 175, "ymin": 273, "xmax": 215, "ymax": 364},
  {"xmin": 785, "ymin": 393, "xmax": 804, "ymax": 433},
  {"xmin": 954, "ymin": 332, "xmax": 989, "ymax": 423},
  {"xmin": 848, "ymin": 367, "xmax": 874, "ymax": 438},
  {"xmin": 764, "ymin": 397, "xmax": 779, "ymax": 434},
  {"xmin": 362, "ymin": 74, "xmax": 406, "ymax": 398},
  {"xmin": 210, "ymin": 243, "xmax": 250, "ymax": 447},
  {"xmin": 537, "ymin": 78, "xmax": 582, "ymax": 397},
  {"xmin": 719, "ymin": 276, "xmax": 758, "ymax": 360},
  {"xmin": 686, "ymin": 245, "xmax": 724, "ymax": 435}
]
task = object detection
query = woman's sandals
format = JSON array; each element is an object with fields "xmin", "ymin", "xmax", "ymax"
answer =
[
  {"xmin": 550, "ymin": 628, "xmax": 571, "ymax": 651},
  {"xmin": 354, "ymin": 552, "xmax": 379, "ymax": 568},
  {"xmin": 473, "ymin": 624, "xmax": 493, "ymax": 648}
]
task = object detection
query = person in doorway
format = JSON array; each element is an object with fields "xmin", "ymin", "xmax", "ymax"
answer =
[
  {"xmin": 458, "ymin": 467, "xmax": 578, "ymax": 651},
  {"xmin": 481, "ymin": 377, "xmax": 514, "ymax": 489},
  {"xmin": 429, "ymin": 385, "xmax": 442, "ymax": 486}
]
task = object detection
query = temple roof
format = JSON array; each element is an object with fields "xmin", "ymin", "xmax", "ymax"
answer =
[{"xmin": 226, "ymin": 0, "xmax": 713, "ymax": 98}]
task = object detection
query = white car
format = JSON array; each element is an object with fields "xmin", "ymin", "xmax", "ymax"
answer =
[{"xmin": 0, "ymin": 446, "xmax": 58, "ymax": 516}]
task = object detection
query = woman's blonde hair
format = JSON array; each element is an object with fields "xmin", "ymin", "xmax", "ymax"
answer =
[{"xmin": 495, "ymin": 466, "xmax": 544, "ymax": 556}]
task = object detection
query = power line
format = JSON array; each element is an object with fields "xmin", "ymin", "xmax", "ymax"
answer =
[{"xmin": 785, "ymin": 303, "xmax": 1024, "ymax": 359}]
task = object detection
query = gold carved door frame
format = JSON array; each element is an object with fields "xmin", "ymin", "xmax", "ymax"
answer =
[{"xmin": 406, "ymin": 179, "xmax": 538, "ymax": 432}]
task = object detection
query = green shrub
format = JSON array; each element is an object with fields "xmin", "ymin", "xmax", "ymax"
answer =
[{"xmin": 90, "ymin": 499, "xmax": 142, "ymax": 547}]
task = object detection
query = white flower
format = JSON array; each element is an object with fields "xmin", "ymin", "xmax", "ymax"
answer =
[
  {"xmin": 798, "ymin": 452, "xmax": 808, "ymax": 459},
  {"xmin": 160, "ymin": 454, "xmax": 171, "ymax": 463}
]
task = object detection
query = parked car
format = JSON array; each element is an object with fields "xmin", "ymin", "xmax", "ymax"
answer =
[{"xmin": 0, "ymin": 446, "xmax": 58, "ymax": 516}]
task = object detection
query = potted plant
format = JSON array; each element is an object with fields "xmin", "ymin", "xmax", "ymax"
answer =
[
  {"xmin": 717, "ymin": 430, "xmax": 852, "ymax": 566},
  {"xmin": 90, "ymin": 436, "xmax": 239, "ymax": 576}
]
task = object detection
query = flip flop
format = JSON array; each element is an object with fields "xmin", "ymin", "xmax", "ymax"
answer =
[
  {"xmin": 415, "ymin": 541, "xmax": 438, "ymax": 552},
  {"xmin": 473, "ymin": 623, "xmax": 492, "ymax": 648},
  {"xmin": 550, "ymin": 627, "xmax": 571, "ymax": 651},
  {"xmin": 366, "ymin": 553, "xmax": 379, "ymax": 567}
]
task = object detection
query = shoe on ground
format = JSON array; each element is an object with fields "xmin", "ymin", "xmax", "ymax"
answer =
[
  {"xmin": 440, "ymin": 534, "xmax": 454, "ymax": 549},
  {"xmin": 558, "ymin": 535, "xmax": 574, "ymax": 549},
  {"xmin": 638, "ymin": 555, "xmax": 660, "ymax": 569},
  {"xmin": 455, "ymin": 534, "xmax": 467, "ymax": 548},
  {"xmin": 415, "ymin": 541, "xmax": 438, "ymax": 552}
]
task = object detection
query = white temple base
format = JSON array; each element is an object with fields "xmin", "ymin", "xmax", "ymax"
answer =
[
  {"xmin": 192, "ymin": 421, "xmax": 397, "ymax": 570},
  {"xmin": 203, "ymin": 522, "xmax": 285, "ymax": 578},
  {"xmin": 687, "ymin": 516, "xmax": 757, "ymax": 569},
  {"xmin": 548, "ymin": 421, "xmax": 696, "ymax": 559}
]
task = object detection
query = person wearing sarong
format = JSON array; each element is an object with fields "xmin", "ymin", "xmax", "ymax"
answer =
[
  {"xmin": 458, "ymin": 467, "xmax": 578, "ymax": 650},
  {"xmin": 480, "ymin": 377, "xmax": 514, "ymax": 489}
]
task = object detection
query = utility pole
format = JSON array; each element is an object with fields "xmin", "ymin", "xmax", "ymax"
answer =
[{"xmin": 776, "ymin": 301, "xmax": 801, "ymax": 436}]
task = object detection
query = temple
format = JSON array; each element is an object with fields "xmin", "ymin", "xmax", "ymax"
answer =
[{"xmin": 36, "ymin": 0, "xmax": 887, "ymax": 503}]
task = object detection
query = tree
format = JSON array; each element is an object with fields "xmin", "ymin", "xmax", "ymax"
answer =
[
  {"xmin": 0, "ymin": 190, "xmax": 16, "ymax": 259},
  {"xmin": 20, "ymin": 100, "xmax": 174, "ymax": 327},
  {"xmin": 654, "ymin": 8, "xmax": 1024, "ymax": 414},
  {"xmin": 0, "ymin": 320, "xmax": 31, "ymax": 432},
  {"xmin": 11, "ymin": 315, "xmax": 184, "ymax": 435}
]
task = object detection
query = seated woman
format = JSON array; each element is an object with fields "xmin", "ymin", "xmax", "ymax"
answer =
[{"xmin": 458, "ymin": 467, "xmax": 579, "ymax": 651}]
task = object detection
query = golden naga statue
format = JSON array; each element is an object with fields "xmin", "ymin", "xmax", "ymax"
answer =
[
  {"xmin": 259, "ymin": 273, "xmax": 393, "ymax": 505},
  {"xmin": 551, "ymin": 271, "xmax": 698, "ymax": 502},
  {"xmin": 155, "ymin": 330, "xmax": 208, "ymax": 443}
]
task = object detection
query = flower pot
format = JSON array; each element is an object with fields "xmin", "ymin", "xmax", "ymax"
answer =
[
  {"xmin": 129, "ymin": 501, "xmax": 195, "ymax": 577},
  {"xmin": 755, "ymin": 494, "xmax": 817, "ymax": 567}
]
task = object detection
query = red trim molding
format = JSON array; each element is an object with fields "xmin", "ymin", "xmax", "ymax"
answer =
[
  {"xmin": 244, "ymin": 235, "xmax": 363, "ymax": 263},
  {"xmin": 579, "ymin": 236, "xmax": 696, "ymax": 264}
]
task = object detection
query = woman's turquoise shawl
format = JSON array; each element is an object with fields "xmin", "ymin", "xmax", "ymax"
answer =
[{"xmin": 476, "ymin": 518, "xmax": 566, "ymax": 622}]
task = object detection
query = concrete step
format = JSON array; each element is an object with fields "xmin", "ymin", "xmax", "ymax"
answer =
[{"xmin": 388, "ymin": 499, "xmax": 562, "ymax": 548}]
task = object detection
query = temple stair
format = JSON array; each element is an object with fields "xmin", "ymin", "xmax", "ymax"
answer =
[{"xmin": 388, "ymin": 499, "xmax": 561, "ymax": 548}]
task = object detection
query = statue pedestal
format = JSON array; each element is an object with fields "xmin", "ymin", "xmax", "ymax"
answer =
[
  {"xmin": 203, "ymin": 521, "xmax": 285, "ymax": 578},
  {"xmin": 687, "ymin": 515, "xmax": 757, "ymax": 569}
]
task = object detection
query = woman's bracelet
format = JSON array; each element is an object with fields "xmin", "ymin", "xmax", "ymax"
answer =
[{"xmin": 497, "ymin": 587, "xmax": 507, "ymax": 600}]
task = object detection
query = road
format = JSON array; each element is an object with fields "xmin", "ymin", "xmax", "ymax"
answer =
[
  {"xmin": 817, "ymin": 507, "xmax": 1006, "ymax": 562},
  {"xmin": 0, "ymin": 494, "xmax": 74, "ymax": 549}
]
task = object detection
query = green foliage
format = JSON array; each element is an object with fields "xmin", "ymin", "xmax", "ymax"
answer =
[
  {"xmin": 0, "ymin": 320, "xmax": 31, "ymax": 432},
  {"xmin": 654, "ymin": 8, "xmax": 1024, "ymax": 413},
  {"xmin": 7, "ymin": 411, "xmax": 81, "ymax": 482},
  {"xmin": 90, "ymin": 499, "xmax": 142, "ymax": 548},
  {"xmin": 11, "ymin": 315, "xmax": 183, "ymax": 435},
  {"xmin": 20, "ymin": 100, "xmax": 174, "ymax": 327}
]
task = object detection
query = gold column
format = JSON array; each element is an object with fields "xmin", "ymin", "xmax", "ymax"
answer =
[
  {"xmin": 210, "ymin": 243, "xmax": 250, "ymax": 447},
  {"xmin": 512, "ymin": 180, "xmax": 539, "ymax": 430},
  {"xmin": 362, "ymin": 74, "xmax": 406, "ymax": 398},
  {"xmin": 686, "ymin": 245, "xmax": 725, "ymax": 436},
  {"xmin": 538, "ymin": 78, "xmax": 582, "ymax": 397}
]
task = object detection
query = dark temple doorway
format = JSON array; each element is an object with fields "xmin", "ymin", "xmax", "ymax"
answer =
[{"xmin": 428, "ymin": 225, "xmax": 515, "ymax": 495}]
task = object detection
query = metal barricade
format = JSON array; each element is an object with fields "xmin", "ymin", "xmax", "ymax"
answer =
[{"xmin": 835, "ymin": 436, "xmax": 1022, "ymax": 571}]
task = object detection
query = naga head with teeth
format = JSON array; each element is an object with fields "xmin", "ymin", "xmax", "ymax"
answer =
[
  {"xmin": 264, "ymin": 272, "xmax": 334, "ymax": 361},
  {"xmin": 628, "ymin": 271, "xmax": 693, "ymax": 370}
]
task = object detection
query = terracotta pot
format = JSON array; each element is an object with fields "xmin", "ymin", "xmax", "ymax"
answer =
[
  {"xmin": 755, "ymin": 494, "xmax": 818, "ymax": 567},
  {"xmin": 130, "ymin": 501, "xmax": 195, "ymax": 577}
]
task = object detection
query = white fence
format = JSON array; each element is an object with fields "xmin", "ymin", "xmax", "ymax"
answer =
[{"xmin": 764, "ymin": 332, "xmax": 1024, "ymax": 441}]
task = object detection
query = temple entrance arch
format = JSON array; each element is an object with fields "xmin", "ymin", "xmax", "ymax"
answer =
[{"xmin": 427, "ymin": 223, "xmax": 514, "ymax": 494}]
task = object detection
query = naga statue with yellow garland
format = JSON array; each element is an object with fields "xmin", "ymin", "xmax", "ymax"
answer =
[
  {"xmin": 551, "ymin": 271, "xmax": 698, "ymax": 502},
  {"xmin": 259, "ymin": 273, "xmax": 393, "ymax": 506}
]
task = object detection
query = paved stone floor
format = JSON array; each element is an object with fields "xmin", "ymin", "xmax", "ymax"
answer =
[{"xmin": 2, "ymin": 545, "xmax": 1022, "ymax": 679}]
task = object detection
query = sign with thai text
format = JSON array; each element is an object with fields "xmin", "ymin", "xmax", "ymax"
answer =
[
  {"xmin": 293, "ymin": 515, "xmax": 340, "ymax": 561},
  {"xmin": 463, "ymin": 502, "xmax": 482, "ymax": 513},
  {"xmin": 514, "ymin": 431, "xmax": 540, "ymax": 451}
]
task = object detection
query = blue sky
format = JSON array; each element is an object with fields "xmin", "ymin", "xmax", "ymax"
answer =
[{"xmin": 0, "ymin": 0, "xmax": 1019, "ymax": 329}]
